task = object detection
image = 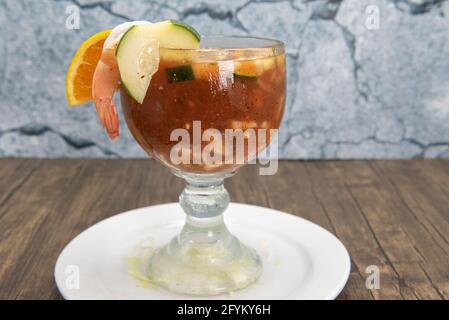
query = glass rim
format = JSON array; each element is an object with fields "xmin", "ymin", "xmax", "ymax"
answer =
[{"xmin": 160, "ymin": 35, "xmax": 285, "ymax": 53}]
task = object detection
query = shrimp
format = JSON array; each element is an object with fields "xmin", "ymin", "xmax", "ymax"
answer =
[
  {"xmin": 92, "ymin": 44, "xmax": 120, "ymax": 140},
  {"xmin": 92, "ymin": 21, "xmax": 152, "ymax": 140}
]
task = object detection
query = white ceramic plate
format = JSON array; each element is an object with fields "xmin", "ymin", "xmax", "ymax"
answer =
[{"xmin": 55, "ymin": 203, "xmax": 350, "ymax": 300}]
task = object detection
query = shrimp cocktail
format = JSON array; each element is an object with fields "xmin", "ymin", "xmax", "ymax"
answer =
[{"xmin": 66, "ymin": 20, "xmax": 286, "ymax": 295}]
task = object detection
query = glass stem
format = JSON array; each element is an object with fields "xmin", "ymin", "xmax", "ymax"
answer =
[{"xmin": 176, "ymin": 171, "xmax": 234, "ymax": 245}]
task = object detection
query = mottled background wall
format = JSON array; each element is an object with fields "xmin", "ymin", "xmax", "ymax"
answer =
[{"xmin": 1, "ymin": 0, "xmax": 448, "ymax": 159}]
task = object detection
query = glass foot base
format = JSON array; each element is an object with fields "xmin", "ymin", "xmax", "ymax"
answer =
[
  {"xmin": 148, "ymin": 233, "xmax": 262, "ymax": 295},
  {"xmin": 147, "ymin": 171, "xmax": 262, "ymax": 295}
]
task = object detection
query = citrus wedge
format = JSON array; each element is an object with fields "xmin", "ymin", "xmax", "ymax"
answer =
[{"xmin": 66, "ymin": 29, "xmax": 111, "ymax": 106}]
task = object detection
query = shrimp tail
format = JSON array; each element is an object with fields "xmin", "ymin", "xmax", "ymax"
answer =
[
  {"xmin": 92, "ymin": 58, "xmax": 121, "ymax": 140},
  {"xmin": 103, "ymin": 101, "xmax": 120, "ymax": 140}
]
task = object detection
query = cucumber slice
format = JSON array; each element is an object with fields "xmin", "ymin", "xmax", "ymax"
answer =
[
  {"xmin": 192, "ymin": 63, "xmax": 219, "ymax": 80},
  {"xmin": 145, "ymin": 20, "xmax": 201, "ymax": 48},
  {"xmin": 166, "ymin": 65, "xmax": 195, "ymax": 83},
  {"xmin": 116, "ymin": 21, "xmax": 200, "ymax": 103},
  {"xmin": 233, "ymin": 60, "xmax": 258, "ymax": 78},
  {"xmin": 116, "ymin": 25, "xmax": 160, "ymax": 104},
  {"xmin": 166, "ymin": 20, "xmax": 201, "ymax": 44},
  {"xmin": 234, "ymin": 57, "xmax": 276, "ymax": 79},
  {"xmin": 233, "ymin": 73, "xmax": 257, "ymax": 79}
]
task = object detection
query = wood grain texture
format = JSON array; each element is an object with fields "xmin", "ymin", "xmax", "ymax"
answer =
[{"xmin": 0, "ymin": 158, "xmax": 448, "ymax": 300}]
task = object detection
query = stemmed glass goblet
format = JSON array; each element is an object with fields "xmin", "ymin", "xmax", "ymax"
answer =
[{"xmin": 120, "ymin": 36, "xmax": 286, "ymax": 295}]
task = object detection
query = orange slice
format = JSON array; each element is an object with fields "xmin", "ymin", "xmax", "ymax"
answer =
[{"xmin": 66, "ymin": 30, "xmax": 111, "ymax": 106}]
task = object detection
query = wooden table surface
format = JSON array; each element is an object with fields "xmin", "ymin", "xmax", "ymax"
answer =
[{"xmin": 1, "ymin": 158, "xmax": 448, "ymax": 300}]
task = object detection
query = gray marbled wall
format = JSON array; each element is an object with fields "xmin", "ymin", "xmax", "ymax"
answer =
[{"xmin": 0, "ymin": 0, "xmax": 448, "ymax": 159}]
